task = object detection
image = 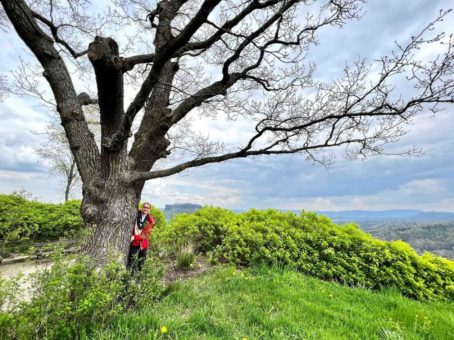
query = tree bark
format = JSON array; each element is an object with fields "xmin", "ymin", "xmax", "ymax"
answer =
[
  {"xmin": 78, "ymin": 35, "xmax": 138, "ymax": 265},
  {"xmin": 82, "ymin": 183, "xmax": 139, "ymax": 266}
]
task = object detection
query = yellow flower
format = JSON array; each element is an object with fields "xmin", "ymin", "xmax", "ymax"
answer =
[
  {"xmin": 242, "ymin": 337, "xmax": 247, "ymax": 340},
  {"xmin": 160, "ymin": 326, "xmax": 168, "ymax": 334}
]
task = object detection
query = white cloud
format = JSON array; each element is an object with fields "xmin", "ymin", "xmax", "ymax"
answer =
[
  {"xmin": 277, "ymin": 178, "xmax": 453, "ymax": 212},
  {"xmin": 142, "ymin": 173, "xmax": 246, "ymax": 208}
]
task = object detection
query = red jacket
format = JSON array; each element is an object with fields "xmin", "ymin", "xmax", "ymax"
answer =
[{"xmin": 131, "ymin": 213, "xmax": 155, "ymax": 250}]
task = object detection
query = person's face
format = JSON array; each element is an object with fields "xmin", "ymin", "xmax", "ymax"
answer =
[{"xmin": 142, "ymin": 204, "xmax": 151, "ymax": 214}]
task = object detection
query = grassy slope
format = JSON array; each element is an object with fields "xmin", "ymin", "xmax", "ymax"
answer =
[{"xmin": 96, "ymin": 266, "xmax": 454, "ymax": 340}]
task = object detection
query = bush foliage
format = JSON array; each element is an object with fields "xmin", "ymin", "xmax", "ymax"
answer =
[
  {"xmin": 0, "ymin": 195, "xmax": 84, "ymax": 256},
  {"xmin": 157, "ymin": 207, "xmax": 454, "ymax": 301},
  {"xmin": 0, "ymin": 196, "xmax": 167, "ymax": 258},
  {"xmin": 0, "ymin": 253, "xmax": 164, "ymax": 339}
]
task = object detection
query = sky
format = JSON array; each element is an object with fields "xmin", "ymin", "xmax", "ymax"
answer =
[{"xmin": 0, "ymin": 0, "xmax": 453, "ymax": 212}]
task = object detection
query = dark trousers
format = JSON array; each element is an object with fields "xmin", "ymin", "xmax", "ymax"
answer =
[{"xmin": 127, "ymin": 245, "xmax": 147, "ymax": 272}]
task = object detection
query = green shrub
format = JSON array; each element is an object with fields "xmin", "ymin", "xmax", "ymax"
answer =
[
  {"xmin": 0, "ymin": 195, "xmax": 84, "ymax": 256},
  {"xmin": 0, "ymin": 195, "xmax": 168, "ymax": 258},
  {"xmin": 158, "ymin": 208, "xmax": 454, "ymax": 301},
  {"xmin": 155, "ymin": 206, "xmax": 235, "ymax": 253},
  {"xmin": 0, "ymin": 253, "xmax": 164, "ymax": 339}
]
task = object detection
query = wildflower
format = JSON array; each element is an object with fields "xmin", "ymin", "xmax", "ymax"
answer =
[{"xmin": 161, "ymin": 326, "xmax": 168, "ymax": 334}]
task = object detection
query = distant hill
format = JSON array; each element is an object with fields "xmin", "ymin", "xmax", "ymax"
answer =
[
  {"xmin": 163, "ymin": 203, "xmax": 202, "ymax": 220},
  {"xmin": 318, "ymin": 210, "xmax": 454, "ymax": 222},
  {"xmin": 314, "ymin": 210, "xmax": 454, "ymax": 260},
  {"xmin": 231, "ymin": 209, "xmax": 454, "ymax": 222},
  {"xmin": 364, "ymin": 221, "xmax": 454, "ymax": 259}
]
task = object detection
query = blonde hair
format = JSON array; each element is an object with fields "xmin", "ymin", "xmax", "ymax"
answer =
[{"xmin": 142, "ymin": 202, "xmax": 151, "ymax": 208}]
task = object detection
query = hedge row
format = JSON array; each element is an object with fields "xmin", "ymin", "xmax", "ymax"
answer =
[
  {"xmin": 0, "ymin": 194, "xmax": 167, "ymax": 257},
  {"xmin": 155, "ymin": 207, "xmax": 454, "ymax": 301},
  {"xmin": 0, "ymin": 194, "xmax": 84, "ymax": 256}
]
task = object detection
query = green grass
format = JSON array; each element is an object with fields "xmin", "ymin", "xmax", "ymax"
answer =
[{"xmin": 95, "ymin": 266, "xmax": 454, "ymax": 339}]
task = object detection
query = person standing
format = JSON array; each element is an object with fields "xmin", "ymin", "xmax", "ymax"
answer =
[{"xmin": 128, "ymin": 202, "xmax": 155, "ymax": 272}]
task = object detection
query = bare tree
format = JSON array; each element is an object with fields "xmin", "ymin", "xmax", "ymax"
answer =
[
  {"xmin": 35, "ymin": 122, "xmax": 81, "ymax": 202},
  {"xmin": 1, "ymin": 0, "xmax": 453, "ymax": 266}
]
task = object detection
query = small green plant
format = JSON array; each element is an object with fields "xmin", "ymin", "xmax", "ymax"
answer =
[
  {"xmin": 379, "ymin": 322, "xmax": 404, "ymax": 340},
  {"xmin": 0, "ymin": 252, "xmax": 165, "ymax": 339},
  {"xmin": 176, "ymin": 243, "xmax": 196, "ymax": 270}
]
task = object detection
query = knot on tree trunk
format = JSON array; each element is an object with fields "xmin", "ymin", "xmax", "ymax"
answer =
[
  {"xmin": 78, "ymin": 92, "xmax": 98, "ymax": 106},
  {"xmin": 102, "ymin": 131, "xmax": 132, "ymax": 152},
  {"xmin": 153, "ymin": 137, "xmax": 172, "ymax": 159},
  {"xmin": 156, "ymin": 108, "xmax": 173, "ymax": 131}
]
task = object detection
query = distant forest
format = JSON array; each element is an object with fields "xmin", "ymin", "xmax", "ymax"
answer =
[{"xmin": 358, "ymin": 221, "xmax": 454, "ymax": 260}]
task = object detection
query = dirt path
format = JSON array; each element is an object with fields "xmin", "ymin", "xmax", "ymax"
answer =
[
  {"xmin": 0, "ymin": 260, "xmax": 52, "ymax": 280},
  {"xmin": 1, "ymin": 260, "xmax": 53, "ymax": 306},
  {"xmin": 1, "ymin": 258, "xmax": 212, "ymax": 283}
]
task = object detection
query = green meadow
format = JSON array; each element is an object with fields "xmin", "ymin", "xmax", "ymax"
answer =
[{"xmin": 96, "ymin": 266, "xmax": 454, "ymax": 339}]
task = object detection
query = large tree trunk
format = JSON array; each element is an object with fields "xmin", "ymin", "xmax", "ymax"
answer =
[
  {"xmin": 79, "ymin": 35, "xmax": 139, "ymax": 266},
  {"xmin": 79, "ymin": 138, "xmax": 144, "ymax": 265},
  {"xmin": 81, "ymin": 184, "xmax": 140, "ymax": 266}
]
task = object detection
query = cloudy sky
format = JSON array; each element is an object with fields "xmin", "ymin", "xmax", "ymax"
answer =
[{"xmin": 0, "ymin": 0, "xmax": 453, "ymax": 212}]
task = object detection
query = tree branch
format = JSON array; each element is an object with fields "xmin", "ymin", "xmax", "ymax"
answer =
[
  {"xmin": 175, "ymin": 0, "xmax": 282, "ymax": 57},
  {"xmin": 121, "ymin": 53, "xmax": 155, "ymax": 71},
  {"xmin": 171, "ymin": 0, "xmax": 342, "ymax": 125},
  {"xmin": 131, "ymin": 138, "xmax": 366, "ymax": 182},
  {"xmin": 164, "ymin": 0, "xmax": 222, "ymax": 55},
  {"xmin": 107, "ymin": 1, "xmax": 222, "ymax": 152},
  {"xmin": 1, "ymin": 0, "xmax": 100, "ymax": 182},
  {"xmin": 31, "ymin": 10, "xmax": 87, "ymax": 59},
  {"xmin": 172, "ymin": 72, "xmax": 242, "ymax": 124},
  {"xmin": 136, "ymin": 9, "xmax": 454, "ymax": 182},
  {"xmin": 129, "ymin": 61, "xmax": 179, "ymax": 169}
]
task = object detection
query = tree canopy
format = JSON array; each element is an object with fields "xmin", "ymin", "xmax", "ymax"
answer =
[{"xmin": 1, "ymin": 0, "xmax": 453, "ymax": 183}]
